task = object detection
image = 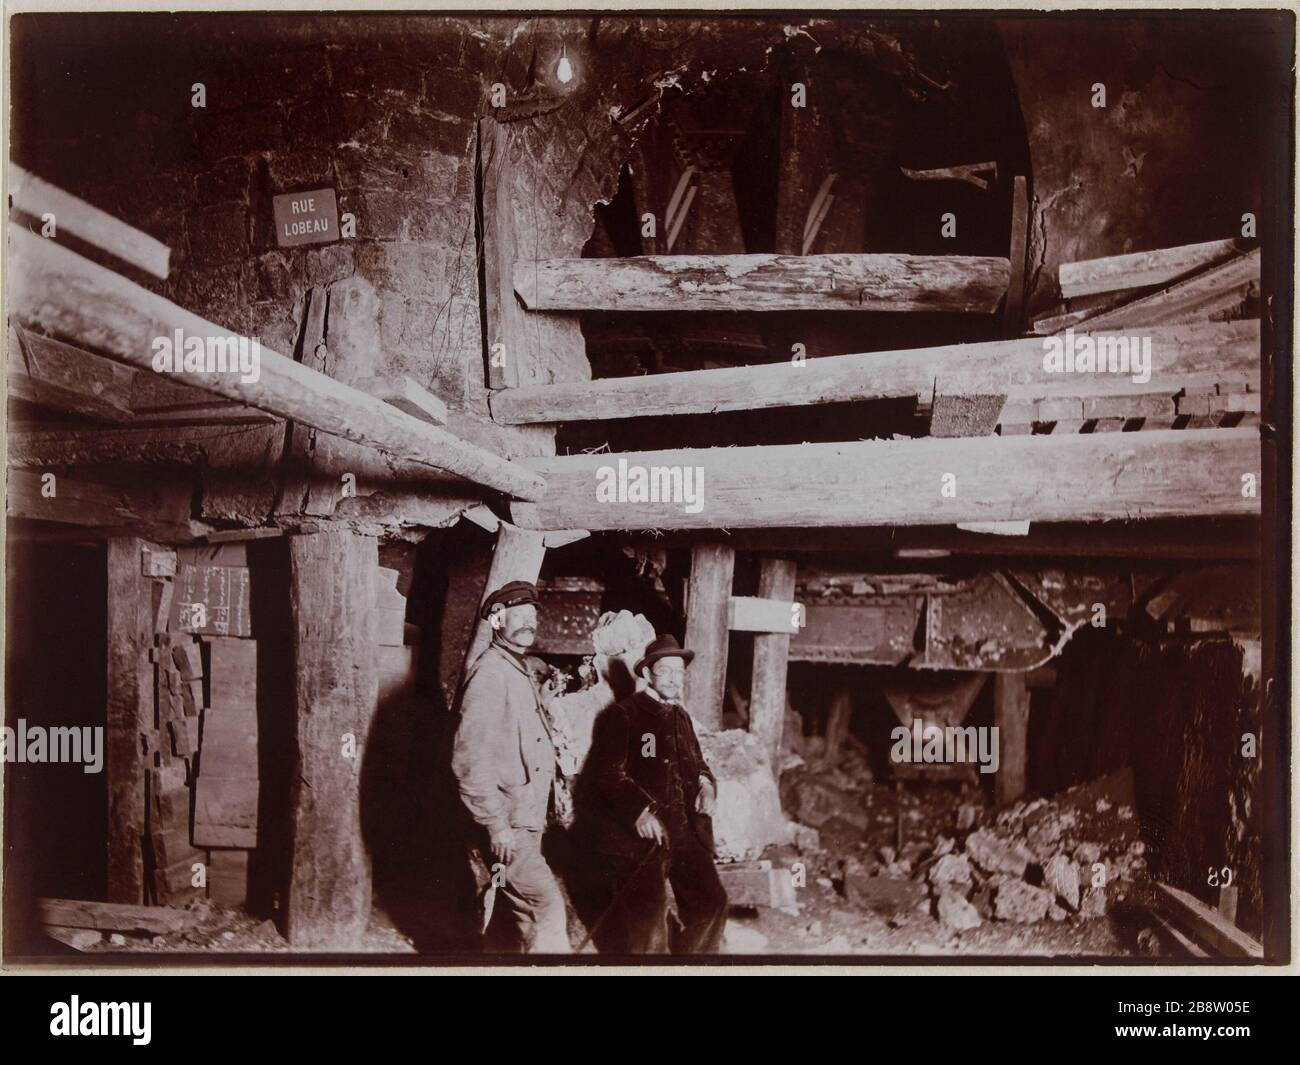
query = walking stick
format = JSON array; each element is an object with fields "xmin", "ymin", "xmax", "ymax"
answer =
[{"xmin": 574, "ymin": 839, "xmax": 663, "ymax": 955}]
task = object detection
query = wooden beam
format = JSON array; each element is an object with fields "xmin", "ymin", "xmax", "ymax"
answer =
[
  {"xmin": 1063, "ymin": 250, "xmax": 1260, "ymax": 332},
  {"xmin": 38, "ymin": 898, "xmax": 203, "ymax": 935},
  {"xmin": 750, "ymin": 558, "xmax": 797, "ymax": 773},
  {"xmin": 1003, "ymin": 176, "xmax": 1029, "ymax": 336},
  {"xmin": 729, "ymin": 595, "xmax": 799, "ymax": 634},
  {"xmin": 460, "ymin": 521, "xmax": 547, "ymax": 684},
  {"xmin": 8, "ymin": 225, "xmax": 546, "ymax": 501},
  {"xmin": 352, "ymin": 374, "xmax": 448, "ymax": 426},
  {"xmin": 511, "ymin": 429, "xmax": 1260, "ymax": 531},
  {"xmin": 6, "ymin": 468, "xmax": 201, "ymax": 541},
  {"xmin": 513, "ymin": 252, "xmax": 1011, "ymax": 314},
  {"xmin": 286, "ymin": 530, "xmax": 378, "ymax": 950},
  {"xmin": 683, "ymin": 543, "xmax": 735, "ymax": 730},
  {"xmin": 7, "ymin": 327, "xmax": 136, "ymax": 422},
  {"xmin": 10, "ymin": 165, "xmax": 170, "ymax": 279},
  {"xmin": 1154, "ymin": 881, "xmax": 1264, "ymax": 959},
  {"xmin": 106, "ymin": 538, "xmax": 154, "ymax": 903},
  {"xmin": 993, "ymin": 672, "xmax": 1029, "ymax": 805},
  {"xmin": 477, "ymin": 117, "xmax": 523, "ymax": 389},
  {"xmin": 490, "ymin": 320, "xmax": 1257, "ymax": 425},
  {"xmin": 1058, "ymin": 238, "xmax": 1242, "ymax": 298}
]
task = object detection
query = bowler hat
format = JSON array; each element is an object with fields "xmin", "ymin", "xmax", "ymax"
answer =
[
  {"xmin": 480, "ymin": 580, "xmax": 539, "ymax": 619},
  {"xmin": 634, "ymin": 634, "xmax": 695, "ymax": 676}
]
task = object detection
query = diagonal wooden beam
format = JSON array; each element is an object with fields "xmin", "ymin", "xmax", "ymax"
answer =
[
  {"xmin": 8, "ymin": 224, "xmax": 547, "ymax": 501},
  {"xmin": 1058, "ymin": 238, "xmax": 1244, "ymax": 299},
  {"xmin": 512, "ymin": 252, "xmax": 1011, "ymax": 314},
  {"xmin": 510, "ymin": 429, "xmax": 1260, "ymax": 531},
  {"xmin": 10, "ymin": 165, "xmax": 170, "ymax": 279},
  {"xmin": 490, "ymin": 320, "xmax": 1258, "ymax": 425}
]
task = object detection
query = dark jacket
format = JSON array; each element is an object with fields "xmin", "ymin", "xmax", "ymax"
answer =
[{"xmin": 576, "ymin": 690, "xmax": 716, "ymax": 858}]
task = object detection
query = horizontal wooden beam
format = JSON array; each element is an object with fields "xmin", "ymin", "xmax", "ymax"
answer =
[
  {"xmin": 729, "ymin": 595, "xmax": 799, "ymax": 634},
  {"xmin": 513, "ymin": 252, "xmax": 1010, "ymax": 314},
  {"xmin": 6, "ymin": 468, "xmax": 207, "ymax": 541},
  {"xmin": 1058, "ymin": 238, "xmax": 1242, "ymax": 299},
  {"xmin": 7, "ymin": 326, "xmax": 136, "ymax": 422},
  {"xmin": 8, "ymin": 225, "xmax": 546, "ymax": 501},
  {"xmin": 511, "ymin": 429, "xmax": 1259, "ymax": 531},
  {"xmin": 11, "ymin": 165, "xmax": 170, "ymax": 279},
  {"xmin": 490, "ymin": 320, "xmax": 1257, "ymax": 425}
]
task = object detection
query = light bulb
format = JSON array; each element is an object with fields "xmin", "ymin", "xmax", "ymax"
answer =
[{"xmin": 556, "ymin": 54, "xmax": 573, "ymax": 84}]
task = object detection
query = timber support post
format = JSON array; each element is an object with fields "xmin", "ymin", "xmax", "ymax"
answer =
[
  {"xmin": 993, "ymin": 671, "xmax": 1030, "ymax": 805},
  {"xmin": 684, "ymin": 542, "xmax": 736, "ymax": 730},
  {"xmin": 286, "ymin": 530, "xmax": 378, "ymax": 951},
  {"xmin": 749, "ymin": 557, "xmax": 798, "ymax": 773},
  {"xmin": 106, "ymin": 537, "xmax": 155, "ymax": 903}
]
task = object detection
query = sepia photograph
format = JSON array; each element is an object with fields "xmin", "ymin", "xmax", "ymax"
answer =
[{"xmin": 0, "ymin": 0, "xmax": 1292, "ymax": 989}]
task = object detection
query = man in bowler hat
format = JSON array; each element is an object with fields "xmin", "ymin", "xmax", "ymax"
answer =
[
  {"xmin": 576, "ymin": 634, "xmax": 728, "ymax": 953},
  {"xmin": 451, "ymin": 580, "xmax": 569, "ymax": 953}
]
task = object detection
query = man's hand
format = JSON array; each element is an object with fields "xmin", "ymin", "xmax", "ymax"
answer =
[
  {"xmin": 634, "ymin": 807, "xmax": 667, "ymax": 846},
  {"xmin": 695, "ymin": 776, "xmax": 716, "ymax": 817},
  {"xmin": 489, "ymin": 826, "xmax": 516, "ymax": 866}
]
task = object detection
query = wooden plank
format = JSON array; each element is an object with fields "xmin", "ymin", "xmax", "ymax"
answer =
[
  {"xmin": 1058, "ymin": 238, "xmax": 1242, "ymax": 298},
  {"xmin": 478, "ymin": 117, "xmax": 523, "ymax": 389},
  {"xmin": 993, "ymin": 672, "xmax": 1029, "ymax": 805},
  {"xmin": 286, "ymin": 530, "xmax": 378, "ymax": 950},
  {"xmin": 729, "ymin": 594, "xmax": 799, "ymax": 634},
  {"xmin": 208, "ymin": 849, "xmax": 250, "ymax": 907},
  {"xmin": 105, "ymin": 538, "xmax": 153, "ymax": 903},
  {"xmin": 193, "ymin": 777, "xmax": 259, "ymax": 848},
  {"xmin": 352, "ymin": 374, "xmax": 448, "ymax": 426},
  {"xmin": 38, "ymin": 898, "xmax": 202, "ymax": 934},
  {"xmin": 8, "ymin": 327, "xmax": 136, "ymax": 421},
  {"xmin": 490, "ymin": 320, "xmax": 1257, "ymax": 425},
  {"xmin": 10, "ymin": 164, "xmax": 170, "ymax": 278},
  {"xmin": 204, "ymin": 637, "xmax": 257, "ymax": 707},
  {"xmin": 199, "ymin": 709, "xmax": 258, "ymax": 777},
  {"xmin": 1070, "ymin": 249, "xmax": 1260, "ymax": 331},
  {"xmin": 750, "ymin": 560, "xmax": 797, "ymax": 772},
  {"xmin": 8, "ymin": 224, "xmax": 546, "ymax": 501},
  {"xmin": 131, "ymin": 372, "xmax": 275, "ymax": 425},
  {"xmin": 460, "ymin": 522, "xmax": 547, "ymax": 683},
  {"xmin": 683, "ymin": 543, "xmax": 735, "ymax": 730},
  {"xmin": 513, "ymin": 252, "xmax": 1011, "ymax": 314},
  {"xmin": 6, "ymin": 468, "xmax": 197, "ymax": 540},
  {"xmin": 1154, "ymin": 881, "xmax": 1264, "ymax": 959},
  {"xmin": 1003, "ymin": 176, "xmax": 1030, "ymax": 335},
  {"xmin": 511, "ymin": 429, "xmax": 1260, "ymax": 531}
]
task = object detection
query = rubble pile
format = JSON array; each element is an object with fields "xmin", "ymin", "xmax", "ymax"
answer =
[
  {"xmin": 774, "ymin": 717, "xmax": 1150, "ymax": 939},
  {"xmin": 822, "ymin": 769, "xmax": 1147, "ymax": 933}
]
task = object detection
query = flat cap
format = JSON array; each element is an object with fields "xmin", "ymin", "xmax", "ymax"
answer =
[{"xmin": 480, "ymin": 580, "xmax": 539, "ymax": 619}]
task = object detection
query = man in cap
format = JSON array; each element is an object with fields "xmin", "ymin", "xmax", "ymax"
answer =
[
  {"xmin": 576, "ymin": 634, "xmax": 728, "ymax": 954},
  {"xmin": 451, "ymin": 580, "xmax": 569, "ymax": 953}
]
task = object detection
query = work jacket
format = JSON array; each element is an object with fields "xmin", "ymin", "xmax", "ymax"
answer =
[
  {"xmin": 451, "ymin": 642, "xmax": 556, "ymax": 836},
  {"xmin": 576, "ymin": 690, "xmax": 716, "ymax": 858}
]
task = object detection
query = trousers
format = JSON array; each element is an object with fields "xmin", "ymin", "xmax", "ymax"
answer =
[
  {"xmin": 596, "ymin": 817, "xmax": 728, "ymax": 955},
  {"xmin": 481, "ymin": 827, "xmax": 570, "ymax": 954}
]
